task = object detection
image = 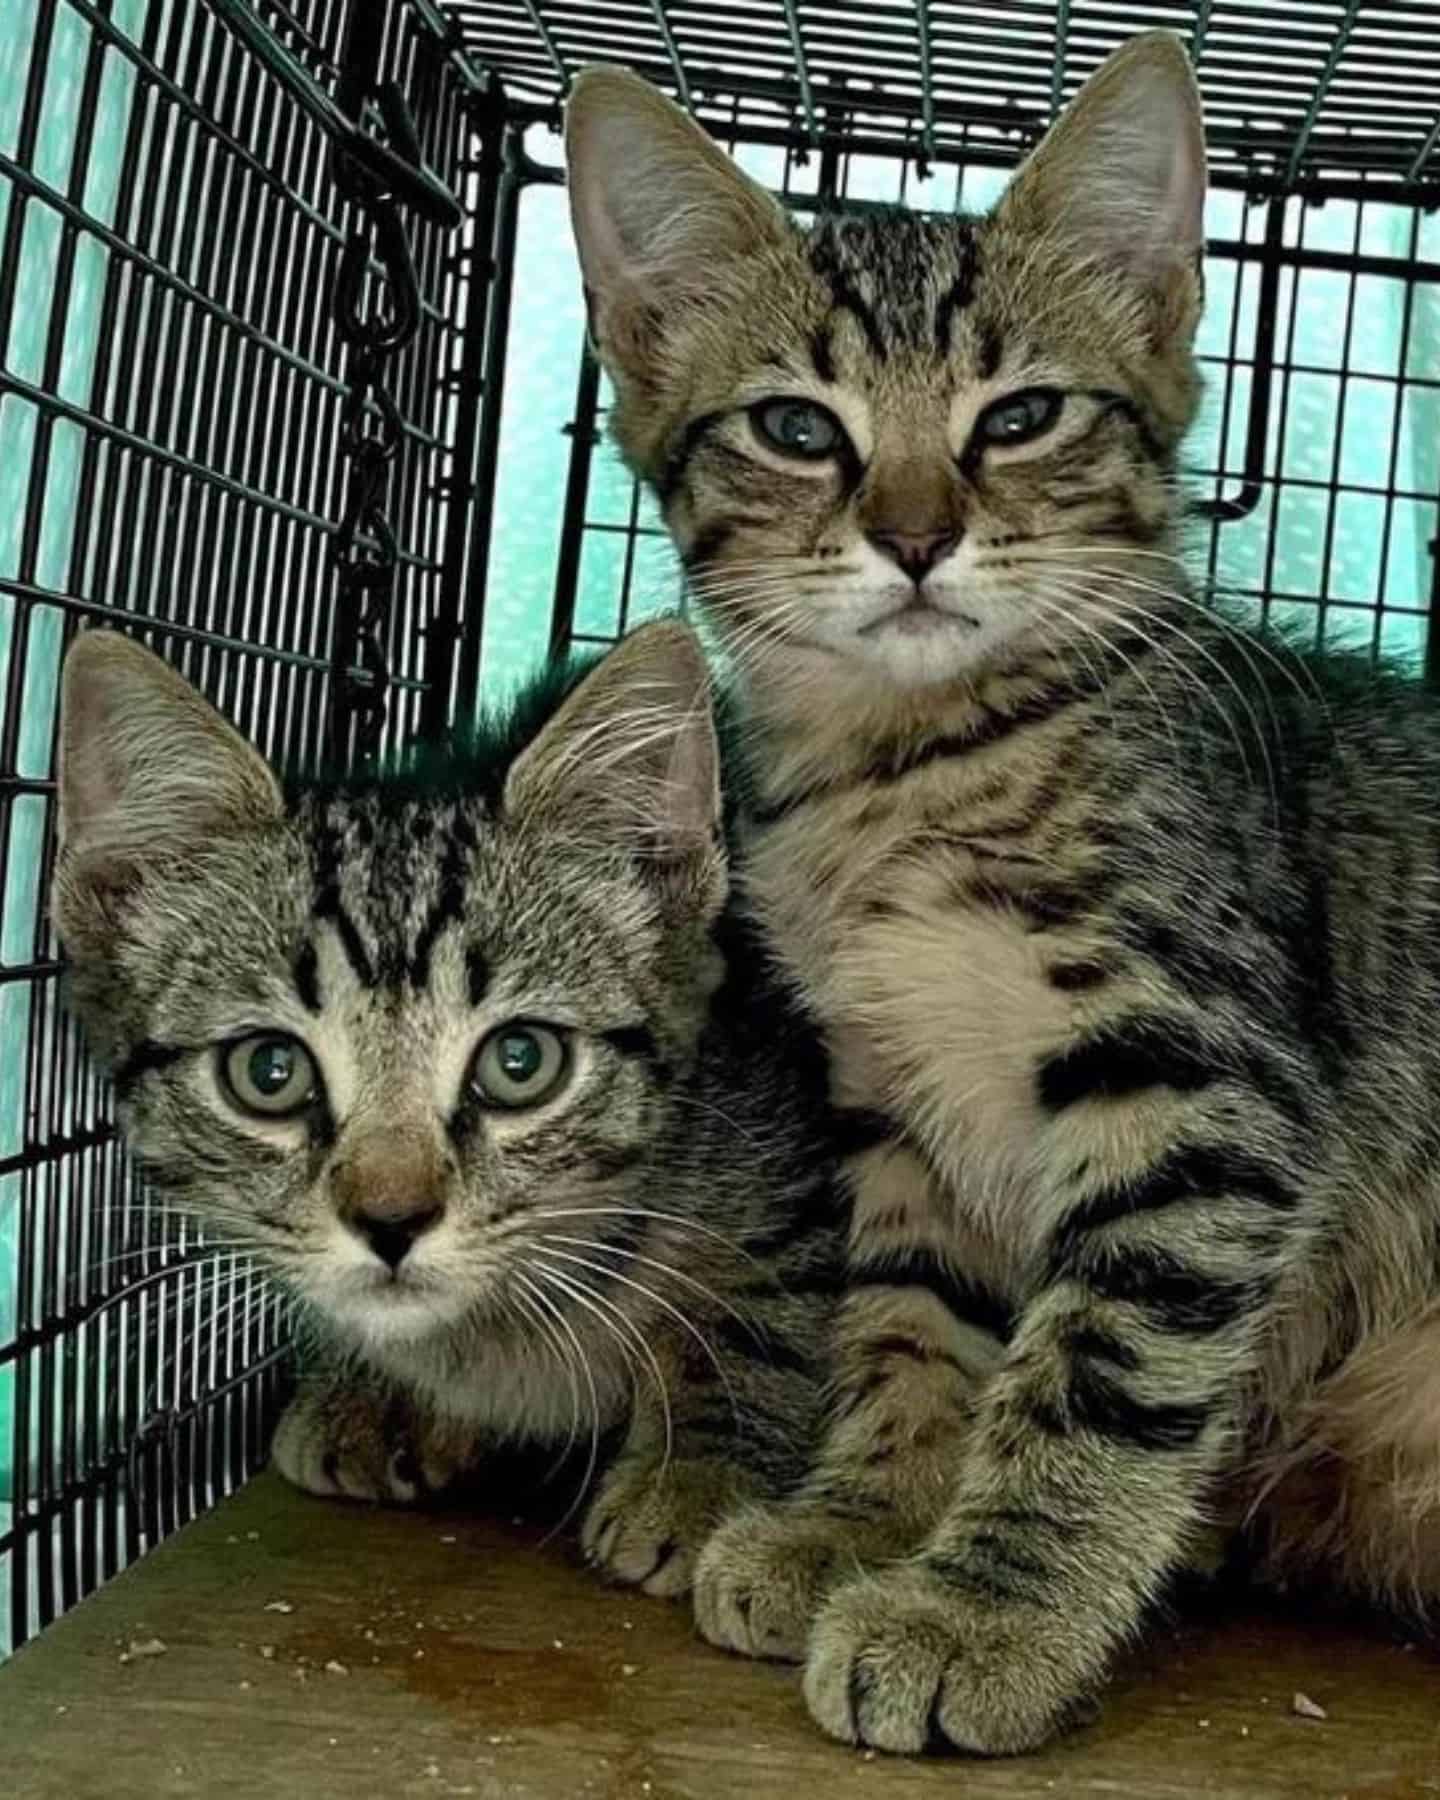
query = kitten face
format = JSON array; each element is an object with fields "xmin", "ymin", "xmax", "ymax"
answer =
[
  {"xmin": 567, "ymin": 34, "xmax": 1207, "ymax": 696},
  {"xmin": 119, "ymin": 806, "xmax": 708, "ymax": 1351},
  {"xmin": 54, "ymin": 624, "xmax": 723, "ymax": 1361}
]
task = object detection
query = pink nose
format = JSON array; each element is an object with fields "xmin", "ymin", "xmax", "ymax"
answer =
[{"xmin": 866, "ymin": 529, "xmax": 959, "ymax": 581}]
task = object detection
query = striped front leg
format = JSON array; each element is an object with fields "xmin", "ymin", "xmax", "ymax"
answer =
[
  {"xmin": 803, "ymin": 1136, "xmax": 1304, "ymax": 1753},
  {"xmin": 694, "ymin": 1136, "xmax": 1007, "ymax": 1659}
]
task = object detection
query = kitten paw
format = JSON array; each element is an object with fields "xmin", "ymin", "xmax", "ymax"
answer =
[
  {"xmin": 804, "ymin": 1561, "xmax": 1098, "ymax": 1756},
  {"xmin": 581, "ymin": 1456, "xmax": 747, "ymax": 1599},
  {"xmin": 693, "ymin": 1502, "xmax": 868, "ymax": 1662},
  {"xmin": 270, "ymin": 1387, "xmax": 464, "ymax": 1505}
]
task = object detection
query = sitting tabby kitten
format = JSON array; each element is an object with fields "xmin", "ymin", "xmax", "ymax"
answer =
[
  {"xmin": 568, "ymin": 31, "xmax": 1440, "ymax": 1754},
  {"xmin": 52, "ymin": 621, "xmax": 840, "ymax": 1596}
]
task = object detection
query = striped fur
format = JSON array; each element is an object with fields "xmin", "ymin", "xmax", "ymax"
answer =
[
  {"xmin": 52, "ymin": 623, "xmax": 843, "ymax": 1599},
  {"xmin": 567, "ymin": 32, "xmax": 1440, "ymax": 1754}
]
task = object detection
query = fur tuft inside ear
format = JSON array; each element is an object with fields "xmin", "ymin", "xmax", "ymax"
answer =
[
  {"xmin": 54, "ymin": 631, "xmax": 283, "ymax": 939},
  {"xmin": 997, "ymin": 32, "xmax": 1206, "ymax": 298},
  {"xmin": 505, "ymin": 619, "xmax": 723, "ymax": 916},
  {"xmin": 565, "ymin": 66, "xmax": 788, "ymax": 370}
]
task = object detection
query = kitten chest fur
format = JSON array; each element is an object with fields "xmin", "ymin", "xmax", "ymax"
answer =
[{"xmin": 745, "ymin": 698, "xmax": 1113, "ymax": 1259}]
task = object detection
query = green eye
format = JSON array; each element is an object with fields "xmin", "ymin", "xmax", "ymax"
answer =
[
  {"xmin": 221, "ymin": 1033, "xmax": 318, "ymax": 1118},
  {"xmin": 473, "ymin": 1024, "xmax": 569, "ymax": 1110},
  {"xmin": 975, "ymin": 388, "xmax": 1063, "ymax": 448},
  {"xmin": 752, "ymin": 398, "xmax": 845, "ymax": 460}
]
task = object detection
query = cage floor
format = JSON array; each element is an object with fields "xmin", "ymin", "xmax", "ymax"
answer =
[{"xmin": 0, "ymin": 1472, "xmax": 1436, "ymax": 1799}]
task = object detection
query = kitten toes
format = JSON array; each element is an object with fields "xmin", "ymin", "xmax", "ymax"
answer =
[
  {"xmin": 581, "ymin": 1455, "xmax": 750, "ymax": 1599},
  {"xmin": 804, "ymin": 1561, "xmax": 1098, "ymax": 1757},
  {"xmin": 270, "ymin": 1388, "xmax": 460, "ymax": 1506},
  {"xmin": 693, "ymin": 1502, "xmax": 869, "ymax": 1661}
]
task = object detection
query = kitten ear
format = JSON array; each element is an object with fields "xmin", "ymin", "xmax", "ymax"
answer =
[
  {"xmin": 55, "ymin": 631, "xmax": 283, "ymax": 933},
  {"xmin": 505, "ymin": 619, "xmax": 723, "ymax": 916},
  {"xmin": 565, "ymin": 67, "xmax": 788, "ymax": 372},
  {"xmin": 997, "ymin": 32, "xmax": 1205, "ymax": 302}
]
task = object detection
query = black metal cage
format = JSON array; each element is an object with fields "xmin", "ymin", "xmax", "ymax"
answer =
[{"xmin": 2, "ymin": 0, "xmax": 1437, "ymax": 1655}]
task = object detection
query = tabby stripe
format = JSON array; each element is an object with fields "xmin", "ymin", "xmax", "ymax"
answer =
[
  {"xmin": 809, "ymin": 235, "xmax": 888, "ymax": 364},
  {"xmin": 975, "ymin": 318, "xmax": 1004, "ymax": 379},
  {"xmin": 1055, "ymin": 1361, "xmax": 1212, "ymax": 1450},
  {"xmin": 826, "ymin": 287, "xmax": 887, "ymax": 363},
  {"xmin": 682, "ymin": 521, "xmax": 735, "ymax": 569},
  {"xmin": 292, "ymin": 941, "xmax": 321, "ymax": 1013},
  {"xmin": 409, "ymin": 888, "xmax": 463, "ymax": 988},
  {"xmin": 1084, "ymin": 388, "xmax": 1168, "ymax": 468},
  {"xmin": 711, "ymin": 1313, "xmax": 812, "ymax": 1374},
  {"xmin": 933, "ymin": 228, "xmax": 979, "ymax": 355},
  {"xmin": 1065, "ymin": 1323, "xmax": 1140, "ymax": 1369},
  {"xmin": 829, "ymin": 1105, "xmax": 897, "ymax": 1156},
  {"xmin": 1047, "ymin": 958, "xmax": 1112, "ymax": 992},
  {"xmin": 1035, "ymin": 1002, "xmax": 1313, "ymax": 1128},
  {"xmin": 863, "ymin": 687, "xmax": 1084, "ymax": 784},
  {"xmin": 465, "ymin": 945, "xmax": 489, "ymax": 1007},
  {"xmin": 1048, "ymin": 1143, "xmax": 1299, "ymax": 1268},
  {"xmin": 314, "ymin": 889, "xmax": 376, "ymax": 989},
  {"xmin": 863, "ymin": 1332, "xmax": 952, "ymax": 1363},
  {"xmin": 921, "ymin": 1553, "xmax": 1045, "ymax": 1610},
  {"xmin": 599, "ymin": 1025, "xmax": 669, "ymax": 1085},
  {"xmin": 749, "ymin": 654, "xmax": 1115, "ymax": 823},
  {"xmin": 810, "ymin": 325, "xmax": 836, "ymax": 382},
  {"xmin": 969, "ymin": 1506, "xmax": 1085, "ymax": 1545},
  {"xmin": 113, "ymin": 1038, "xmax": 184, "ymax": 1100},
  {"xmin": 659, "ymin": 410, "xmax": 727, "ymax": 504},
  {"xmin": 1083, "ymin": 1249, "xmax": 1262, "ymax": 1335},
  {"xmin": 964, "ymin": 1532, "xmax": 1052, "ymax": 1582},
  {"xmin": 849, "ymin": 1246, "xmax": 1015, "ymax": 1342},
  {"xmin": 1036, "ymin": 1012, "xmax": 1228, "ymax": 1110},
  {"xmin": 963, "ymin": 873, "xmax": 1107, "ymax": 934}
]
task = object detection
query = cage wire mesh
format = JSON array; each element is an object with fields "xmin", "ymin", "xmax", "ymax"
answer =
[
  {"xmin": 2, "ymin": 0, "xmax": 1439, "ymax": 1656},
  {"xmin": 0, "ymin": 0, "xmax": 498, "ymax": 1654}
]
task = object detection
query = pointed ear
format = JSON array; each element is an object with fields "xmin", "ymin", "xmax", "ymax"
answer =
[
  {"xmin": 997, "ymin": 32, "xmax": 1205, "ymax": 317},
  {"xmin": 505, "ymin": 619, "xmax": 723, "ymax": 917},
  {"xmin": 565, "ymin": 66, "xmax": 788, "ymax": 376},
  {"xmin": 54, "ymin": 631, "xmax": 283, "ymax": 940}
]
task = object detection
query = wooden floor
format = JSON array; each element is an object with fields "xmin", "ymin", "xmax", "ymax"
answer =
[{"xmin": 3, "ymin": 1472, "xmax": 1438, "ymax": 1799}]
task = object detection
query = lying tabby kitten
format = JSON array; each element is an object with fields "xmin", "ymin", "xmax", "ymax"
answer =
[
  {"xmin": 52, "ymin": 621, "xmax": 840, "ymax": 1595},
  {"xmin": 568, "ymin": 30, "xmax": 1440, "ymax": 1754}
]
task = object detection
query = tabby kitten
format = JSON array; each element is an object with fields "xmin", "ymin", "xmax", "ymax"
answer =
[
  {"xmin": 567, "ymin": 32, "xmax": 1440, "ymax": 1754},
  {"xmin": 52, "ymin": 621, "xmax": 840, "ymax": 1595}
]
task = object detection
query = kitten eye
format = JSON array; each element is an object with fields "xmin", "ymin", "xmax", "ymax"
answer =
[
  {"xmin": 472, "ymin": 1024, "xmax": 569, "ymax": 1110},
  {"xmin": 974, "ymin": 388, "xmax": 1063, "ymax": 448},
  {"xmin": 751, "ymin": 398, "xmax": 845, "ymax": 461},
  {"xmin": 221, "ymin": 1033, "xmax": 318, "ymax": 1118}
]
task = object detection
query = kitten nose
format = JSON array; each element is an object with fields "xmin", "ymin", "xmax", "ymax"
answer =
[
  {"xmin": 867, "ymin": 528, "xmax": 958, "ymax": 582},
  {"xmin": 331, "ymin": 1130, "xmax": 448, "ymax": 1270},
  {"xmin": 353, "ymin": 1205, "xmax": 442, "ymax": 1271}
]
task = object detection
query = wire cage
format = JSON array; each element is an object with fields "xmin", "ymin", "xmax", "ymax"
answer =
[{"xmin": 2, "ymin": 0, "xmax": 1438, "ymax": 1657}]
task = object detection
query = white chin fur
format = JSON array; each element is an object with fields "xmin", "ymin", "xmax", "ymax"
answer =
[
  {"xmin": 768, "ymin": 545, "xmax": 1016, "ymax": 691},
  {"xmin": 328, "ymin": 1288, "xmax": 461, "ymax": 1349},
  {"xmin": 847, "ymin": 615, "xmax": 995, "ymax": 689},
  {"xmin": 306, "ymin": 1254, "xmax": 475, "ymax": 1350}
]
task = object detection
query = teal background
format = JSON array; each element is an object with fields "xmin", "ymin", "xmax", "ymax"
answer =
[{"xmin": 2, "ymin": 20, "xmax": 1438, "ymax": 1644}]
